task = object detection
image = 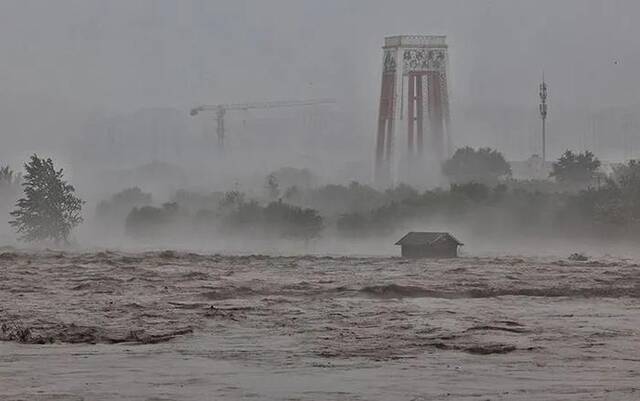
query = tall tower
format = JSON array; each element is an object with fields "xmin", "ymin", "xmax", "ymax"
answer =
[
  {"xmin": 375, "ymin": 35, "xmax": 451, "ymax": 186},
  {"xmin": 539, "ymin": 74, "xmax": 548, "ymax": 161}
]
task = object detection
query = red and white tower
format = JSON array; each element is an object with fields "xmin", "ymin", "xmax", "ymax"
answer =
[{"xmin": 375, "ymin": 35, "xmax": 451, "ymax": 186}]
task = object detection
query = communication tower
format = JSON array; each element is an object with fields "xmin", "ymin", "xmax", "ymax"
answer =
[{"xmin": 539, "ymin": 73, "xmax": 548, "ymax": 161}]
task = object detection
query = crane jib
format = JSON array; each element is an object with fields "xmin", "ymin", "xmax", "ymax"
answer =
[{"xmin": 188, "ymin": 98, "xmax": 336, "ymax": 149}]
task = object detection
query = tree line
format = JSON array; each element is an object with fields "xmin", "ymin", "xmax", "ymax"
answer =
[{"xmin": 0, "ymin": 147, "xmax": 634, "ymax": 245}]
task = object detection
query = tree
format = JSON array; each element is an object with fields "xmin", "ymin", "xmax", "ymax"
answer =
[
  {"xmin": 450, "ymin": 182, "xmax": 490, "ymax": 202},
  {"xmin": 384, "ymin": 183, "xmax": 419, "ymax": 203},
  {"xmin": 283, "ymin": 185, "xmax": 301, "ymax": 203},
  {"xmin": 0, "ymin": 165, "xmax": 21, "ymax": 204},
  {"xmin": 9, "ymin": 155, "xmax": 84, "ymax": 244},
  {"xmin": 125, "ymin": 202, "xmax": 178, "ymax": 237},
  {"xmin": 263, "ymin": 201, "xmax": 323, "ymax": 241},
  {"xmin": 612, "ymin": 159, "xmax": 640, "ymax": 193},
  {"xmin": 0, "ymin": 165, "xmax": 20, "ymax": 190},
  {"xmin": 0, "ymin": 165, "xmax": 21, "ymax": 231},
  {"xmin": 442, "ymin": 147, "xmax": 511, "ymax": 185},
  {"xmin": 218, "ymin": 190, "xmax": 245, "ymax": 212},
  {"xmin": 550, "ymin": 150, "xmax": 600, "ymax": 187},
  {"xmin": 96, "ymin": 187, "xmax": 152, "ymax": 221},
  {"xmin": 265, "ymin": 173, "xmax": 280, "ymax": 200},
  {"xmin": 600, "ymin": 160, "xmax": 640, "ymax": 226},
  {"xmin": 268, "ymin": 167, "xmax": 317, "ymax": 190}
]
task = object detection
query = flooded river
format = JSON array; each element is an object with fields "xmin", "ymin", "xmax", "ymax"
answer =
[{"xmin": 1, "ymin": 250, "xmax": 639, "ymax": 400}]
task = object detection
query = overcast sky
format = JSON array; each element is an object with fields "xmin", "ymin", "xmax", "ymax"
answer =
[{"xmin": 1, "ymin": 0, "xmax": 639, "ymax": 162}]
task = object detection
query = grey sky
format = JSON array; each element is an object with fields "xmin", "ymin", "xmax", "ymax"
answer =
[{"xmin": 1, "ymin": 0, "xmax": 639, "ymax": 163}]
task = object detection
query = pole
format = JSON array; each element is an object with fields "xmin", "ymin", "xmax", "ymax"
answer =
[
  {"xmin": 542, "ymin": 114, "xmax": 546, "ymax": 161},
  {"xmin": 539, "ymin": 73, "xmax": 548, "ymax": 161},
  {"xmin": 216, "ymin": 108, "xmax": 225, "ymax": 149}
]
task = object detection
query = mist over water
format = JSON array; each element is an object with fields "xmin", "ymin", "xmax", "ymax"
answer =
[{"xmin": 2, "ymin": 1, "xmax": 640, "ymax": 400}]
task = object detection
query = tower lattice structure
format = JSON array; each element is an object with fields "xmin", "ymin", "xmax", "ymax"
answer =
[{"xmin": 375, "ymin": 35, "xmax": 451, "ymax": 185}]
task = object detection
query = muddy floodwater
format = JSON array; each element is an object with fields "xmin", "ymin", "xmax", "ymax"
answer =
[{"xmin": 1, "ymin": 250, "xmax": 639, "ymax": 400}]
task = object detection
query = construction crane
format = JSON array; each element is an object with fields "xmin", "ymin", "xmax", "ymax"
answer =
[{"xmin": 189, "ymin": 98, "xmax": 335, "ymax": 149}]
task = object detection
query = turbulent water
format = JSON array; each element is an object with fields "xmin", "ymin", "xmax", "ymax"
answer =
[{"xmin": 1, "ymin": 249, "xmax": 639, "ymax": 400}]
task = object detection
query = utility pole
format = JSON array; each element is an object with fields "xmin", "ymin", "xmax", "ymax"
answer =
[{"xmin": 539, "ymin": 73, "xmax": 548, "ymax": 161}]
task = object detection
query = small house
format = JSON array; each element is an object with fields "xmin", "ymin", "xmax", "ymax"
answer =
[{"xmin": 395, "ymin": 232, "xmax": 463, "ymax": 258}]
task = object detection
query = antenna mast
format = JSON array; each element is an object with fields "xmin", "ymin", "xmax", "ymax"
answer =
[{"xmin": 539, "ymin": 73, "xmax": 548, "ymax": 161}]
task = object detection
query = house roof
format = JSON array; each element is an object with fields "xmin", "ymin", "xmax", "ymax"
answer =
[{"xmin": 395, "ymin": 232, "xmax": 463, "ymax": 246}]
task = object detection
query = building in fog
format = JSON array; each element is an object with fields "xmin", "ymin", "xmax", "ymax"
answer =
[{"xmin": 375, "ymin": 35, "xmax": 452, "ymax": 187}]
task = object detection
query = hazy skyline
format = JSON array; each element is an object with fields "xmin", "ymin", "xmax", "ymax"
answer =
[{"xmin": 1, "ymin": 0, "xmax": 639, "ymax": 165}]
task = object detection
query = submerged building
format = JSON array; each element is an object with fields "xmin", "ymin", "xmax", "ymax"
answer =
[{"xmin": 395, "ymin": 232, "xmax": 463, "ymax": 258}]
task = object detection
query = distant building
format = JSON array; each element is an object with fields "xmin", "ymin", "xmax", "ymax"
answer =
[{"xmin": 395, "ymin": 232, "xmax": 463, "ymax": 258}]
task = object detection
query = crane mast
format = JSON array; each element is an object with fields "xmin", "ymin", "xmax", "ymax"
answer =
[{"xmin": 190, "ymin": 98, "xmax": 335, "ymax": 149}]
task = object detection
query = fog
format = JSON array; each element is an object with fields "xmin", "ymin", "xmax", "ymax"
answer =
[
  {"xmin": 1, "ymin": 0, "xmax": 640, "ymax": 253},
  {"xmin": 4, "ymin": 4, "xmax": 640, "ymax": 399}
]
